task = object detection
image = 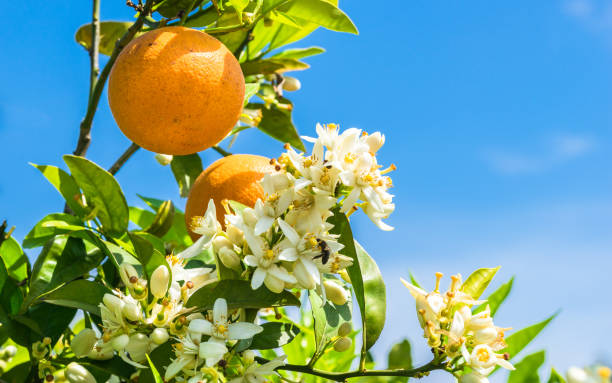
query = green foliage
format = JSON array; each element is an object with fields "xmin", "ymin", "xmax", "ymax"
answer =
[
  {"xmin": 75, "ymin": 21, "xmax": 132, "ymax": 56},
  {"xmin": 474, "ymin": 276, "xmax": 514, "ymax": 316},
  {"xmin": 186, "ymin": 279, "xmax": 301, "ymax": 309},
  {"xmin": 387, "ymin": 339, "xmax": 412, "ymax": 370},
  {"xmin": 508, "ymin": 350, "xmax": 546, "ymax": 383},
  {"xmin": 146, "ymin": 354, "xmax": 164, "ymax": 383},
  {"xmin": 249, "ymin": 100, "xmax": 305, "ymax": 151},
  {"xmin": 42, "ymin": 279, "xmax": 111, "ymax": 315},
  {"xmin": 0, "ymin": 236, "xmax": 28, "ymax": 282},
  {"xmin": 170, "ymin": 154, "xmax": 203, "ymax": 197},
  {"xmin": 309, "ymin": 289, "xmax": 352, "ymax": 358},
  {"xmin": 547, "ymin": 368, "xmax": 567, "ymax": 383},
  {"xmin": 461, "ymin": 266, "xmax": 500, "ymax": 300},
  {"xmin": 23, "ymin": 213, "xmax": 85, "ymax": 248},
  {"xmin": 247, "ymin": 321, "xmax": 301, "ymax": 350},
  {"xmin": 31, "ymin": 163, "xmax": 88, "ymax": 217},
  {"xmin": 503, "ymin": 313, "xmax": 557, "ymax": 360}
]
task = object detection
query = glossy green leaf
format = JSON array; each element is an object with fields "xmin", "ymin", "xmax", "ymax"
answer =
[
  {"xmin": 271, "ymin": 46, "xmax": 325, "ymax": 59},
  {"xmin": 309, "ymin": 289, "xmax": 352, "ymax": 355},
  {"xmin": 508, "ymin": 350, "xmax": 546, "ymax": 383},
  {"xmin": 146, "ymin": 354, "xmax": 164, "ymax": 383},
  {"xmin": 64, "ymin": 155, "xmax": 130, "ymax": 237},
  {"xmin": 241, "ymin": 57, "xmax": 309, "ymax": 76},
  {"xmin": 130, "ymin": 204, "xmax": 191, "ymax": 251},
  {"xmin": 42, "ymin": 279, "xmax": 111, "ymax": 316},
  {"xmin": 388, "ymin": 339, "xmax": 412, "ymax": 370},
  {"xmin": 409, "ymin": 271, "xmax": 422, "ymax": 289},
  {"xmin": 249, "ymin": 321, "xmax": 301, "ymax": 350},
  {"xmin": 186, "ymin": 280, "xmax": 300, "ymax": 309},
  {"xmin": 244, "ymin": 83, "xmax": 261, "ymax": 106},
  {"xmin": 31, "ymin": 163, "xmax": 88, "ymax": 217},
  {"xmin": 21, "ymin": 236, "xmax": 67, "ymax": 309},
  {"xmin": 548, "ymin": 368, "xmax": 567, "ymax": 383},
  {"xmin": 139, "ymin": 342, "xmax": 174, "ymax": 383},
  {"xmin": 184, "ymin": 6, "xmax": 218, "ymax": 27},
  {"xmin": 503, "ymin": 313, "xmax": 557, "ymax": 360},
  {"xmin": 75, "ymin": 21, "xmax": 132, "ymax": 56},
  {"xmin": 474, "ymin": 276, "xmax": 514, "ymax": 316},
  {"xmin": 23, "ymin": 213, "xmax": 85, "ymax": 248},
  {"xmin": 0, "ymin": 236, "xmax": 28, "ymax": 282},
  {"xmin": 254, "ymin": 102, "xmax": 305, "ymax": 151},
  {"xmin": 143, "ymin": 200, "xmax": 175, "ymax": 238},
  {"xmin": 0, "ymin": 362, "xmax": 34, "ymax": 383},
  {"xmin": 278, "ymin": 0, "xmax": 358, "ymax": 34},
  {"xmin": 461, "ymin": 266, "xmax": 500, "ymax": 300},
  {"xmin": 156, "ymin": 0, "xmax": 204, "ymax": 18},
  {"xmin": 72, "ymin": 357, "xmax": 136, "ymax": 380},
  {"xmin": 171, "ymin": 154, "xmax": 203, "ymax": 197},
  {"xmin": 26, "ymin": 303, "xmax": 77, "ymax": 344},
  {"xmin": 128, "ymin": 233, "xmax": 171, "ymax": 288}
]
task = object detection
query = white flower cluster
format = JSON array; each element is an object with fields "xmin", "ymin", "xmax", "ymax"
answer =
[
  {"xmin": 402, "ymin": 273, "xmax": 515, "ymax": 383},
  {"xmin": 186, "ymin": 124, "xmax": 395, "ymax": 295},
  {"xmin": 568, "ymin": 366, "xmax": 612, "ymax": 383},
  {"xmin": 70, "ymin": 256, "xmax": 215, "ymax": 368}
]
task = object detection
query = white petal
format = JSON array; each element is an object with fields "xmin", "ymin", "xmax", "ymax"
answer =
[
  {"xmin": 178, "ymin": 234, "xmax": 213, "ymax": 259},
  {"xmin": 213, "ymin": 298, "xmax": 228, "ymax": 324},
  {"xmin": 269, "ymin": 265, "xmax": 297, "ymax": 284},
  {"xmin": 227, "ymin": 322, "xmax": 264, "ymax": 340},
  {"xmin": 255, "ymin": 216, "xmax": 274, "ymax": 235},
  {"xmin": 340, "ymin": 187, "xmax": 360, "ymax": 213},
  {"xmin": 277, "ymin": 219, "xmax": 299, "ymax": 244},
  {"xmin": 165, "ymin": 357, "xmax": 192, "ymax": 380},
  {"xmin": 251, "ymin": 268, "xmax": 267, "ymax": 289},
  {"xmin": 278, "ymin": 248, "xmax": 298, "ymax": 262},
  {"xmin": 189, "ymin": 319, "xmax": 213, "ymax": 335},
  {"xmin": 496, "ymin": 359, "xmax": 515, "ymax": 371},
  {"xmin": 244, "ymin": 255, "xmax": 259, "ymax": 267},
  {"xmin": 199, "ymin": 340, "xmax": 227, "ymax": 366},
  {"xmin": 399, "ymin": 278, "xmax": 428, "ymax": 298},
  {"xmin": 244, "ymin": 231, "xmax": 265, "ymax": 257}
]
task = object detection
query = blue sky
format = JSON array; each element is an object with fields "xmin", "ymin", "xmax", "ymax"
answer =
[{"xmin": 1, "ymin": 0, "xmax": 612, "ymax": 379}]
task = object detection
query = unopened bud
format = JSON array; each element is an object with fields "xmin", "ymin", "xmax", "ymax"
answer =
[
  {"xmin": 242, "ymin": 209, "xmax": 258, "ymax": 228},
  {"xmin": 65, "ymin": 362, "xmax": 96, "ymax": 383},
  {"xmin": 365, "ymin": 132, "xmax": 385, "ymax": 153},
  {"xmin": 150, "ymin": 328, "xmax": 169, "ymax": 345},
  {"xmin": 282, "ymin": 76, "xmax": 301, "ymax": 92},
  {"xmin": 226, "ymin": 225, "xmax": 244, "ymax": 245},
  {"xmin": 474, "ymin": 327, "xmax": 497, "ymax": 344},
  {"xmin": 43, "ymin": 337, "xmax": 52, "ymax": 345},
  {"xmin": 111, "ymin": 334, "xmax": 130, "ymax": 351},
  {"xmin": 338, "ymin": 323, "xmax": 352, "ymax": 337},
  {"xmin": 122, "ymin": 302, "xmax": 141, "ymax": 322},
  {"xmin": 219, "ymin": 247, "xmax": 241, "ymax": 270},
  {"xmin": 103, "ymin": 294, "xmax": 125, "ymax": 313},
  {"xmin": 71, "ymin": 329, "xmax": 97, "ymax": 358},
  {"xmin": 125, "ymin": 333, "xmax": 150, "ymax": 363},
  {"xmin": 212, "ymin": 236, "xmax": 233, "ymax": 253},
  {"xmin": 264, "ymin": 273, "xmax": 285, "ymax": 293},
  {"xmin": 150, "ymin": 266, "xmax": 170, "ymax": 298},
  {"xmin": 333, "ymin": 337, "xmax": 352, "ymax": 352},
  {"xmin": 293, "ymin": 261, "xmax": 316, "ymax": 290},
  {"xmin": 155, "ymin": 153, "xmax": 173, "ymax": 166},
  {"xmin": 323, "ymin": 280, "xmax": 348, "ymax": 306},
  {"xmin": 243, "ymin": 350, "xmax": 255, "ymax": 365},
  {"xmin": 119, "ymin": 263, "xmax": 139, "ymax": 287}
]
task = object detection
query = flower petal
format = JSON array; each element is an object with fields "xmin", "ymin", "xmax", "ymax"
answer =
[
  {"xmin": 251, "ymin": 268, "xmax": 267, "ymax": 290},
  {"xmin": 213, "ymin": 298, "xmax": 228, "ymax": 324},
  {"xmin": 189, "ymin": 319, "xmax": 213, "ymax": 336},
  {"xmin": 277, "ymin": 219, "xmax": 299, "ymax": 245},
  {"xmin": 228, "ymin": 322, "xmax": 264, "ymax": 340}
]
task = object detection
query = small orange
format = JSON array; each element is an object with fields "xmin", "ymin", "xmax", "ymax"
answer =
[
  {"xmin": 108, "ymin": 26, "xmax": 245, "ymax": 155},
  {"xmin": 185, "ymin": 154, "xmax": 275, "ymax": 240}
]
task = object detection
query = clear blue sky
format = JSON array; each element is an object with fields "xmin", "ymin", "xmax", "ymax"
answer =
[{"xmin": 1, "ymin": 0, "xmax": 611, "ymax": 379}]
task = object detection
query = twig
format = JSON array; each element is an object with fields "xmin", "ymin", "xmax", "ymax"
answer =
[
  {"xmin": 73, "ymin": 0, "xmax": 155, "ymax": 157},
  {"xmin": 255, "ymin": 357, "xmax": 445, "ymax": 382},
  {"xmin": 89, "ymin": 0, "xmax": 101, "ymax": 103},
  {"xmin": 212, "ymin": 145, "xmax": 232, "ymax": 157},
  {"xmin": 108, "ymin": 143, "xmax": 141, "ymax": 175}
]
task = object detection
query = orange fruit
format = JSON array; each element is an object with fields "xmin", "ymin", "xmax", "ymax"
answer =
[
  {"xmin": 108, "ymin": 26, "xmax": 245, "ymax": 155},
  {"xmin": 185, "ymin": 154, "xmax": 275, "ymax": 240}
]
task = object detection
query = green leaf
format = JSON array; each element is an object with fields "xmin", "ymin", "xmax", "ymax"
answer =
[
  {"xmin": 309, "ymin": 289, "xmax": 352, "ymax": 355},
  {"xmin": 0, "ymin": 236, "xmax": 28, "ymax": 282},
  {"xmin": 253, "ymin": 102, "xmax": 305, "ymax": 151},
  {"xmin": 31, "ymin": 163, "xmax": 88, "ymax": 217},
  {"xmin": 74, "ymin": 357, "xmax": 136, "ymax": 380},
  {"xmin": 21, "ymin": 236, "xmax": 66, "ymax": 309},
  {"xmin": 548, "ymin": 369, "xmax": 567, "ymax": 383},
  {"xmin": 503, "ymin": 313, "xmax": 557, "ymax": 360},
  {"xmin": 278, "ymin": 0, "xmax": 358, "ymax": 34},
  {"xmin": 474, "ymin": 277, "xmax": 514, "ymax": 316},
  {"xmin": 186, "ymin": 280, "xmax": 300, "ymax": 310},
  {"xmin": 75, "ymin": 21, "xmax": 132, "ymax": 56},
  {"xmin": 0, "ymin": 362, "xmax": 34, "ymax": 383},
  {"xmin": 128, "ymin": 233, "xmax": 171, "ymax": 288},
  {"xmin": 271, "ymin": 46, "xmax": 325, "ymax": 59},
  {"xmin": 64, "ymin": 155, "xmax": 130, "ymax": 237},
  {"xmin": 244, "ymin": 83, "xmax": 261, "ymax": 106},
  {"xmin": 170, "ymin": 154, "xmax": 203, "ymax": 198},
  {"xmin": 184, "ymin": 6, "xmax": 218, "ymax": 27},
  {"xmin": 388, "ymin": 339, "xmax": 412, "ymax": 370},
  {"xmin": 508, "ymin": 350, "xmax": 546, "ymax": 383},
  {"xmin": 409, "ymin": 271, "xmax": 422, "ymax": 289},
  {"xmin": 26, "ymin": 303, "xmax": 77, "ymax": 344},
  {"xmin": 143, "ymin": 200, "xmax": 176, "ymax": 238},
  {"xmin": 461, "ymin": 267, "xmax": 500, "ymax": 300},
  {"xmin": 139, "ymin": 342, "xmax": 174, "ymax": 383},
  {"xmin": 249, "ymin": 321, "xmax": 301, "ymax": 350},
  {"xmin": 329, "ymin": 208, "xmax": 386, "ymax": 351},
  {"xmin": 23, "ymin": 213, "xmax": 86, "ymax": 248},
  {"xmin": 156, "ymin": 0, "xmax": 204, "ymax": 18},
  {"xmin": 230, "ymin": 0, "xmax": 250, "ymax": 15},
  {"xmin": 241, "ymin": 58, "xmax": 309, "ymax": 76},
  {"xmin": 42, "ymin": 279, "xmax": 111, "ymax": 315},
  {"xmin": 146, "ymin": 354, "xmax": 164, "ymax": 383},
  {"xmin": 130, "ymin": 204, "xmax": 191, "ymax": 251}
]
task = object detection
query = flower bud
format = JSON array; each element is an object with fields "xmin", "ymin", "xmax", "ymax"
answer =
[
  {"xmin": 474, "ymin": 327, "xmax": 497, "ymax": 344},
  {"xmin": 122, "ymin": 302, "xmax": 141, "ymax": 322},
  {"xmin": 65, "ymin": 362, "xmax": 96, "ymax": 383},
  {"xmin": 103, "ymin": 294, "xmax": 125, "ymax": 313},
  {"xmin": 333, "ymin": 337, "xmax": 352, "ymax": 352},
  {"xmin": 150, "ymin": 328, "xmax": 169, "ymax": 345},
  {"xmin": 71, "ymin": 329, "xmax": 97, "ymax": 358},
  {"xmin": 282, "ymin": 76, "xmax": 301, "ymax": 92},
  {"xmin": 226, "ymin": 225, "xmax": 244, "ymax": 245},
  {"xmin": 125, "ymin": 333, "xmax": 150, "ymax": 363},
  {"xmin": 459, "ymin": 373, "xmax": 490, "ymax": 383},
  {"xmin": 567, "ymin": 367, "xmax": 589, "ymax": 383},
  {"xmin": 219, "ymin": 247, "xmax": 241, "ymax": 270},
  {"xmin": 323, "ymin": 281, "xmax": 348, "ymax": 306},
  {"xmin": 212, "ymin": 236, "xmax": 232, "ymax": 253},
  {"xmin": 338, "ymin": 323, "xmax": 352, "ymax": 337},
  {"xmin": 150, "ymin": 266, "xmax": 170, "ymax": 298},
  {"xmin": 87, "ymin": 342, "xmax": 114, "ymax": 360},
  {"xmin": 264, "ymin": 274, "xmax": 285, "ymax": 294},
  {"xmin": 293, "ymin": 261, "xmax": 316, "ymax": 290},
  {"xmin": 111, "ymin": 334, "xmax": 130, "ymax": 351},
  {"xmin": 155, "ymin": 153, "xmax": 173, "ymax": 166},
  {"xmin": 243, "ymin": 350, "xmax": 255, "ymax": 365},
  {"xmin": 119, "ymin": 263, "xmax": 139, "ymax": 287},
  {"xmin": 365, "ymin": 132, "xmax": 385, "ymax": 153},
  {"xmin": 242, "ymin": 208, "xmax": 258, "ymax": 228}
]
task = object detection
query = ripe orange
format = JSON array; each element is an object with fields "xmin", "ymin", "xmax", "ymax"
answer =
[
  {"xmin": 108, "ymin": 26, "xmax": 245, "ymax": 155},
  {"xmin": 185, "ymin": 154, "xmax": 275, "ymax": 240}
]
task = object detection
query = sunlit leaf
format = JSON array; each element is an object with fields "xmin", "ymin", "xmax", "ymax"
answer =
[
  {"xmin": 271, "ymin": 46, "xmax": 325, "ymax": 59},
  {"xmin": 388, "ymin": 339, "xmax": 412, "ymax": 371},
  {"xmin": 143, "ymin": 200, "xmax": 175, "ymax": 238},
  {"xmin": 278, "ymin": 0, "xmax": 358, "ymax": 34},
  {"xmin": 0, "ymin": 236, "xmax": 28, "ymax": 282},
  {"xmin": 252, "ymin": 101, "xmax": 305, "ymax": 151},
  {"xmin": 309, "ymin": 288, "xmax": 352, "ymax": 355},
  {"xmin": 248, "ymin": 322, "xmax": 301, "ymax": 350},
  {"xmin": 548, "ymin": 368, "xmax": 567, "ymax": 383},
  {"xmin": 31, "ymin": 163, "xmax": 88, "ymax": 217},
  {"xmin": 23, "ymin": 213, "xmax": 85, "ymax": 248},
  {"xmin": 186, "ymin": 280, "xmax": 300, "ymax": 310},
  {"xmin": 474, "ymin": 276, "xmax": 514, "ymax": 316},
  {"xmin": 170, "ymin": 154, "xmax": 203, "ymax": 198},
  {"xmin": 244, "ymin": 83, "xmax": 261, "ymax": 106},
  {"xmin": 508, "ymin": 350, "xmax": 546, "ymax": 383},
  {"xmin": 42, "ymin": 279, "xmax": 111, "ymax": 316},
  {"xmin": 75, "ymin": 21, "xmax": 132, "ymax": 56},
  {"xmin": 461, "ymin": 266, "xmax": 500, "ymax": 300},
  {"xmin": 503, "ymin": 313, "xmax": 557, "ymax": 360},
  {"xmin": 241, "ymin": 57, "xmax": 309, "ymax": 76},
  {"xmin": 146, "ymin": 354, "xmax": 164, "ymax": 383}
]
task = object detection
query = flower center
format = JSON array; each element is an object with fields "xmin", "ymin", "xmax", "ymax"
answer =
[
  {"xmin": 265, "ymin": 249, "xmax": 275, "ymax": 260},
  {"xmin": 476, "ymin": 348, "xmax": 491, "ymax": 362},
  {"xmin": 216, "ymin": 324, "xmax": 227, "ymax": 334}
]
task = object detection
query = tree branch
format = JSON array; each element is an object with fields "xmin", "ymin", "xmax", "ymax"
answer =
[
  {"xmin": 255, "ymin": 357, "xmax": 446, "ymax": 382},
  {"xmin": 212, "ymin": 145, "xmax": 232, "ymax": 157},
  {"xmin": 88, "ymin": 0, "xmax": 100, "ymax": 102},
  {"xmin": 73, "ymin": 0, "xmax": 155, "ymax": 157},
  {"xmin": 108, "ymin": 143, "xmax": 140, "ymax": 175}
]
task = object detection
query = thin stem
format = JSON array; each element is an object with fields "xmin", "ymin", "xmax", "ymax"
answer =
[
  {"xmin": 89, "ymin": 0, "xmax": 101, "ymax": 103},
  {"xmin": 255, "ymin": 357, "xmax": 445, "ymax": 382},
  {"xmin": 212, "ymin": 145, "xmax": 232, "ymax": 157},
  {"xmin": 73, "ymin": 0, "xmax": 155, "ymax": 157},
  {"xmin": 108, "ymin": 143, "xmax": 141, "ymax": 175},
  {"xmin": 178, "ymin": 0, "xmax": 199, "ymax": 25}
]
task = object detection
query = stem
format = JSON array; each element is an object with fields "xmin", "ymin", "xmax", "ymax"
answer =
[
  {"xmin": 73, "ymin": 0, "xmax": 155, "ymax": 157},
  {"xmin": 212, "ymin": 145, "xmax": 232, "ymax": 157},
  {"xmin": 178, "ymin": 0, "xmax": 199, "ymax": 25},
  {"xmin": 89, "ymin": 0, "xmax": 101, "ymax": 103},
  {"xmin": 108, "ymin": 143, "xmax": 141, "ymax": 175},
  {"xmin": 255, "ymin": 357, "xmax": 445, "ymax": 382}
]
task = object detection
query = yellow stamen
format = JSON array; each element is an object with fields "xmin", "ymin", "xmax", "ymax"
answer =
[
  {"xmin": 265, "ymin": 249, "xmax": 275, "ymax": 260},
  {"xmin": 598, "ymin": 367, "xmax": 611, "ymax": 379},
  {"xmin": 346, "ymin": 206, "xmax": 358, "ymax": 217},
  {"xmin": 380, "ymin": 164, "xmax": 397, "ymax": 175},
  {"xmin": 450, "ymin": 274, "xmax": 460, "ymax": 292},
  {"xmin": 434, "ymin": 272, "xmax": 443, "ymax": 292},
  {"xmin": 476, "ymin": 348, "xmax": 490, "ymax": 362},
  {"xmin": 217, "ymin": 325, "xmax": 227, "ymax": 334},
  {"xmin": 190, "ymin": 216, "xmax": 204, "ymax": 231},
  {"xmin": 221, "ymin": 199, "xmax": 232, "ymax": 215}
]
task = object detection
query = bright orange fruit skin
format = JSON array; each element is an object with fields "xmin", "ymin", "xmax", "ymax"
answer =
[
  {"xmin": 108, "ymin": 26, "xmax": 245, "ymax": 155},
  {"xmin": 185, "ymin": 154, "xmax": 275, "ymax": 240}
]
